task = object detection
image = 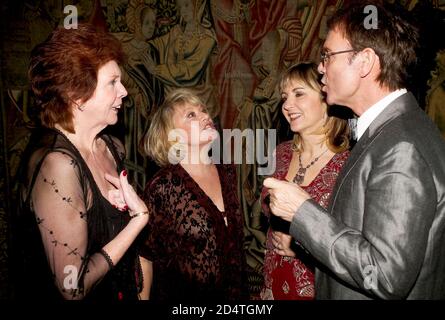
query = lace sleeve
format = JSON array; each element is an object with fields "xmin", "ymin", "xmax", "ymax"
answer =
[
  {"xmin": 140, "ymin": 178, "xmax": 171, "ymax": 262},
  {"xmin": 31, "ymin": 151, "xmax": 111, "ymax": 299}
]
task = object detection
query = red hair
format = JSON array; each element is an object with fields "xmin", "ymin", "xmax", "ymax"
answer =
[{"xmin": 29, "ymin": 23, "xmax": 126, "ymax": 132}]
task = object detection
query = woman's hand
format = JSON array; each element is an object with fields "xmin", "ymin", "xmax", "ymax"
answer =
[
  {"xmin": 105, "ymin": 170, "xmax": 148, "ymax": 220},
  {"xmin": 271, "ymin": 231, "xmax": 295, "ymax": 257},
  {"xmin": 107, "ymin": 187, "xmax": 127, "ymax": 211}
]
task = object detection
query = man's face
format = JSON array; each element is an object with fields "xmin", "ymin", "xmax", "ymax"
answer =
[{"xmin": 317, "ymin": 27, "xmax": 361, "ymax": 108}]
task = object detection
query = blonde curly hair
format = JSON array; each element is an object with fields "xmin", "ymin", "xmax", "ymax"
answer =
[{"xmin": 140, "ymin": 88, "xmax": 205, "ymax": 167}]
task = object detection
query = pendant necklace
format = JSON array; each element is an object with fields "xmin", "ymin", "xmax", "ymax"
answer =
[{"xmin": 293, "ymin": 148, "xmax": 329, "ymax": 185}]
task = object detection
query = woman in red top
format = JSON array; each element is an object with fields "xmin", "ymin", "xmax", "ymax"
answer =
[{"xmin": 261, "ymin": 62, "xmax": 350, "ymax": 300}]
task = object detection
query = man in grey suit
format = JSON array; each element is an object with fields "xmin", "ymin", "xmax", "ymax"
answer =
[{"xmin": 264, "ymin": 1, "xmax": 445, "ymax": 299}]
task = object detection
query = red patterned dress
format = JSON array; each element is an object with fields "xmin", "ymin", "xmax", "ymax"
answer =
[{"xmin": 260, "ymin": 141, "xmax": 349, "ymax": 300}]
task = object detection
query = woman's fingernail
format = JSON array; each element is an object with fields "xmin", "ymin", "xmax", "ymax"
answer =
[{"xmin": 122, "ymin": 170, "xmax": 127, "ymax": 177}]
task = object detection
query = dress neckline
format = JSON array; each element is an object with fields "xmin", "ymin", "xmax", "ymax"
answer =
[
  {"xmin": 287, "ymin": 146, "xmax": 339, "ymax": 189},
  {"xmin": 176, "ymin": 164, "xmax": 229, "ymax": 227},
  {"xmin": 51, "ymin": 128, "xmax": 122, "ymax": 211},
  {"xmin": 177, "ymin": 163, "xmax": 226, "ymax": 213}
]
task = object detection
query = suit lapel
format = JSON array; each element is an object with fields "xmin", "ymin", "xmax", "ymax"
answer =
[{"xmin": 329, "ymin": 92, "xmax": 418, "ymax": 209}]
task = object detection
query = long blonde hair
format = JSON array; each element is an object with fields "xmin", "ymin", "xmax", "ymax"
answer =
[{"xmin": 279, "ymin": 62, "xmax": 350, "ymax": 153}]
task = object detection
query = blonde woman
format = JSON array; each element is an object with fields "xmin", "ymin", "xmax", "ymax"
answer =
[
  {"xmin": 140, "ymin": 89, "xmax": 247, "ymax": 301},
  {"xmin": 261, "ymin": 62, "xmax": 350, "ymax": 300}
]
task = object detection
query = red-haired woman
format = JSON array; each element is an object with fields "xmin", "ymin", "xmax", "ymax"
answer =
[{"xmin": 11, "ymin": 24, "xmax": 150, "ymax": 300}]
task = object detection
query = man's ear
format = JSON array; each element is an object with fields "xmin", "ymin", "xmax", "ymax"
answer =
[{"xmin": 358, "ymin": 47, "xmax": 378, "ymax": 78}]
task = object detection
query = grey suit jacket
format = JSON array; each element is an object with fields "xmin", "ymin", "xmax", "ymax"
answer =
[{"xmin": 290, "ymin": 92, "xmax": 445, "ymax": 299}]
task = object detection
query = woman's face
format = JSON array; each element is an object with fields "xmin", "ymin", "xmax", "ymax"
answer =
[
  {"xmin": 281, "ymin": 78, "xmax": 326, "ymax": 135},
  {"xmin": 81, "ymin": 60, "xmax": 127, "ymax": 128},
  {"xmin": 141, "ymin": 8, "xmax": 156, "ymax": 39},
  {"xmin": 172, "ymin": 102, "xmax": 217, "ymax": 147},
  {"xmin": 176, "ymin": 0, "xmax": 194, "ymax": 24}
]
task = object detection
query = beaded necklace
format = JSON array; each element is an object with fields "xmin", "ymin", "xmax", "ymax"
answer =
[{"xmin": 293, "ymin": 148, "xmax": 329, "ymax": 185}]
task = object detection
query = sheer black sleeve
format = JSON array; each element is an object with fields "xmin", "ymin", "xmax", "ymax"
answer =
[{"xmin": 31, "ymin": 151, "xmax": 113, "ymax": 299}]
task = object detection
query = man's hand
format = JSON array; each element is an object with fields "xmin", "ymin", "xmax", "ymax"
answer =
[{"xmin": 263, "ymin": 177, "xmax": 311, "ymax": 222}]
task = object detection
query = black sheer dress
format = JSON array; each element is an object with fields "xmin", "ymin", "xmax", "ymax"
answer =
[
  {"xmin": 141, "ymin": 164, "xmax": 248, "ymax": 301},
  {"xmin": 10, "ymin": 128, "xmax": 142, "ymax": 300}
]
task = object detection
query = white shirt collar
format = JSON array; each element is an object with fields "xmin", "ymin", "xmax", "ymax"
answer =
[{"xmin": 356, "ymin": 89, "xmax": 407, "ymax": 140}]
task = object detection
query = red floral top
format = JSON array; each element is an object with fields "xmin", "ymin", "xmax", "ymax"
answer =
[{"xmin": 260, "ymin": 141, "xmax": 349, "ymax": 300}]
